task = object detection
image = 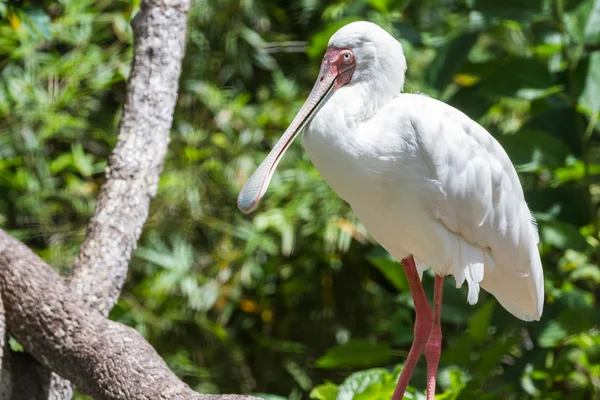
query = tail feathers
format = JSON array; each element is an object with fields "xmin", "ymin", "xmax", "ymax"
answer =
[
  {"xmin": 414, "ymin": 257, "xmax": 429, "ymax": 281},
  {"xmin": 453, "ymin": 237, "xmax": 485, "ymax": 305},
  {"xmin": 421, "ymin": 226, "xmax": 544, "ymax": 321},
  {"xmin": 448, "ymin": 234, "xmax": 543, "ymax": 321}
]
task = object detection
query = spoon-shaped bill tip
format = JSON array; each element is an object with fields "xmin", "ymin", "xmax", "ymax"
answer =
[{"xmin": 237, "ymin": 163, "xmax": 270, "ymax": 213}]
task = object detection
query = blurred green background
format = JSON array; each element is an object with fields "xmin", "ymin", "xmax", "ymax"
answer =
[{"xmin": 1, "ymin": 0, "xmax": 599, "ymax": 399}]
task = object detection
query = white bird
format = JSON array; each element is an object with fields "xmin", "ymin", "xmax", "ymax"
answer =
[{"xmin": 238, "ymin": 21, "xmax": 544, "ymax": 400}]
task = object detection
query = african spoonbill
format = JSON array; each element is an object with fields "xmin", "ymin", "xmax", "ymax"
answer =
[{"xmin": 237, "ymin": 21, "xmax": 544, "ymax": 400}]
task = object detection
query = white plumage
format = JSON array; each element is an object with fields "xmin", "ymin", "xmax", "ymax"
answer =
[{"xmin": 303, "ymin": 22, "xmax": 543, "ymax": 321}]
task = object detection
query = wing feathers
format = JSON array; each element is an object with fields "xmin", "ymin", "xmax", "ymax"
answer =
[{"xmin": 403, "ymin": 94, "xmax": 544, "ymax": 320}]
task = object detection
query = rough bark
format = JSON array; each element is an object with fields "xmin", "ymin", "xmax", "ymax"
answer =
[
  {"xmin": 70, "ymin": 0, "xmax": 190, "ymax": 316},
  {"xmin": 0, "ymin": 230, "xmax": 258, "ymax": 400},
  {"xmin": 45, "ymin": 374, "xmax": 74, "ymax": 400}
]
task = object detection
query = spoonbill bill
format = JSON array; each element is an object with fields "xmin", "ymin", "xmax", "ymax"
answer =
[{"xmin": 238, "ymin": 21, "xmax": 544, "ymax": 400}]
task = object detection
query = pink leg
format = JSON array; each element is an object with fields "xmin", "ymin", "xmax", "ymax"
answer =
[
  {"xmin": 425, "ymin": 275, "xmax": 444, "ymax": 400},
  {"xmin": 392, "ymin": 256, "xmax": 433, "ymax": 400}
]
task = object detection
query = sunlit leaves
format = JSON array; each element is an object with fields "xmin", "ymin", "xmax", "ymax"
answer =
[
  {"xmin": 559, "ymin": 249, "xmax": 600, "ymax": 284},
  {"xmin": 336, "ymin": 368, "xmax": 392, "ymax": 400},
  {"xmin": 310, "ymin": 366, "xmax": 439, "ymax": 400},
  {"xmin": 309, "ymin": 382, "xmax": 339, "ymax": 400},
  {"xmin": 2, "ymin": 0, "xmax": 600, "ymax": 399}
]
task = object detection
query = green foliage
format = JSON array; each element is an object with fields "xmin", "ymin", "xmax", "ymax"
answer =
[
  {"xmin": 310, "ymin": 366, "xmax": 469, "ymax": 400},
  {"xmin": 311, "ymin": 368, "xmax": 397, "ymax": 400},
  {"xmin": 1, "ymin": 0, "xmax": 599, "ymax": 399},
  {"xmin": 315, "ymin": 340, "xmax": 391, "ymax": 369}
]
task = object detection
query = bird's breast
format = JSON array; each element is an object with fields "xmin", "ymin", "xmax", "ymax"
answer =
[
  {"xmin": 302, "ymin": 107, "xmax": 444, "ymax": 264},
  {"xmin": 303, "ymin": 127, "xmax": 383, "ymax": 205},
  {"xmin": 302, "ymin": 119, "xmax": 423, "ymax": 212}
]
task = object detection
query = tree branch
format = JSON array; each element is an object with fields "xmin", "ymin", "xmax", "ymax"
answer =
[
  {"xmin": 0, "ymin": 229, "xmax": 258, "ymax": 400},
  {"xmin": 0, "ymin": 1, "xmax": 255, "ymax": 398},
  {"xmin": 70, "ymin": 0, "xmax": 191, "ymax": 316},
  {"xmin": 19, "ymin": 0, "xmax": 194, "ymax": 397}
]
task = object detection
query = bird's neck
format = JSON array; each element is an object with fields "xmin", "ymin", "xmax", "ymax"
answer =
[{"xmin": 310, "ymin": 80, "xmax": 397, "ymax": 135}]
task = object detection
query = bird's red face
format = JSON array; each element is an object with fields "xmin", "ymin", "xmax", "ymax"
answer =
[
  {"xmin": 237, "ymin": 46, "xmax": 356, "ymax": 213},
  {"xmin": 318, "ymin": 47, "xmax": 356, "ymax": 91}
]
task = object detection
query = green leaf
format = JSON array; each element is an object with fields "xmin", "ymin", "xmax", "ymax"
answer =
[
  {"xmin": 427, "ymin": 32, "xmax": 479, "ymax": 91},
  {"xmin": 477, "ymin": 58, "xmax": 554, "ymax": 98},
  {"xmin": 49, "ymin": 153, "xmax": 74, "ymax": 174},
  {"xmin": 72, "ymin": 143, "xmax": 94, "ymax": 177},
  {"xmin": 555, "ymin": 157, "xmax": 600, "ymax": 183},
  {"xmin": 393, "ymin": 21, "xmax": 423, "ymax": 46},
  {"xmin": 570, "ymin": 264, "xmax": 600, "ymax": 283},
  {"xmin": 23, "ymin": 8, "xmax": 52, "ymax": 39},
  {"xmin": 337, "ymin": 368, "xmax": 390, "ymax": 400},
  {"xmin": 538, "ymin": 218, "xmax": 589, "ymax": 252},
  {"xmin": 473, "ymin": 0, "xmax": 544, "ymax": 21},
  {"xmin": 476, "ymin": 335, "xmax": 521, "ymax": 374},
  {"xmin": 9, "ymin": 336, "xmax": 24, "ymax": 352},
  {"xmin": 523, "ymin": 107, "xmax": 580, "ymax": 152},
  {"xmin": 585, "ymin": 1, "xmax": 600, "ymax": 44},
  {"xmin": 439, "ymin": 367, "xmax": 468, "ymax": 395},
  {"xmin": 556, "ymin": 287, "xmax": 595, "ymax": 308},
  {"xmin": 556, "ymin": 307, "xmax": 600, "ymax": 334},
  {"xmin": 315, "ymin": 340, "xmax": 391, "ymax": 369},
  {"xmin": 578, "ymin": 51, "xmax": 600, "ymax": 115},
  {"xmin": 186, "ymin": 280, "xmax": 219, "ymax": 312},
  {"xmin": 367, "ymin": 0, "xmax": 392, "ymax": 13},
  {"xmin": 497, "ymin": 129, "xmax": 569, "ymax": 172},
  {"xmin": 468, "ymin": 300, "xmax": 495, "ymax": 342},
  {"xmin": 253, "ymin": 394, "xmax": 289, "ymax": 400},
  {"xmin": 520, "ymin": 364, "xmax": 541, "ymax": 396},
  {"xmin": 565, "ymin": 0, "xmax": 600, "ymax": 45},
  {"xmin": 307, "ymin": 18, "xmax": 363, "ymax": 60},
  {"xmin": 309, "ymin": 382, "xmax": 339, "ymax": 400},
  {"xmin": 354, "ymin": 380, "xmax": 396, "ymax": 400},
  {"xmin": 538, "ymin": 320, "xmax": 569, "ymax": 348},
  {"xmin": 367, "ymin": 249, "xmax": 408, "ymax": 292}
]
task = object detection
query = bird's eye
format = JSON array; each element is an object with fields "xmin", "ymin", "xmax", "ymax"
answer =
[{"xmin": 343, "ymin": 52, "xmax": 352, "ymax": 61}]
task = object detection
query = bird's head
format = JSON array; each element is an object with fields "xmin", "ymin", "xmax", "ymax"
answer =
[
  {"xmin": 324, "ymin": 21, "xmax": 406, "ymax": 94},
  {"xmin": 237, "ymin": 21, "xmax": 406, "ymax": 213}
]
